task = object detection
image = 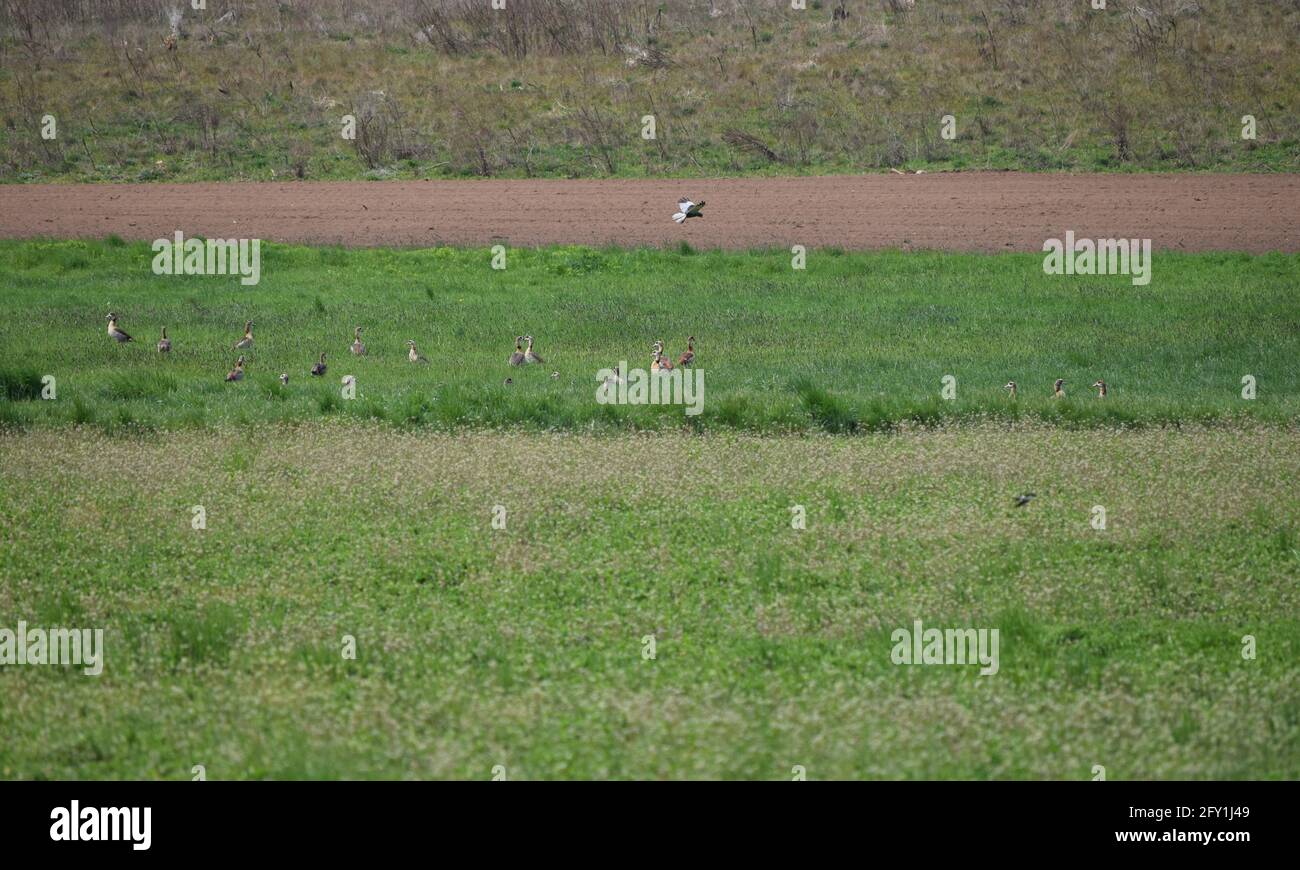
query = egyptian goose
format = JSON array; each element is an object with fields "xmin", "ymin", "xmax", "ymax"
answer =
[
  {"xmin": 524, "ymin": 335, "xmax": 544, "ymax": 364},
  {"xmin": 651, "ymin": 341, "xmax": 673, "ymax": 373},
  {"xmin": 407, "ymin": 340, "xmax": 429, "ymax": 363},
  {"xmin": 279, "ymin": 373, "xmax": 289, "ymax": 386},
  {"xmin": 1091, "ymin": 379, "xmax": 1107, "ymax": 398},
  {"xmin": 508, "ymin": 336, "xmax": 525, "ymax": 366},
  {"xmin": 106, "ymin": 313, "xmax": 133, "ymax": 343},
  {"xmin": 310, "ymin": 352, "xmax": 327, "ymax": 376},
  {"xmin": 225, "ymin": 355, "xmax": 246, "ymax": 382},
  {"xmin": 677, "ymin": 336, "xmax": 695, "ymax": 367},
  {"xmin": 234, "ymin": 320, "xmax": 253, "ymax": 349},
  {"xmin": 1004, "ymin": 381, "xmax": 1017, "ymax": 399},
  {"xmin": 350, "ymin": 327, "xmax": 366, "ymax": 355},
  {"xmin": 157, "ymin": 326, "xmax": 171, "ymax": 353},
  {"xmin": 1053, "ymin": 379, "xmax": 1065, "ymax": 399}
]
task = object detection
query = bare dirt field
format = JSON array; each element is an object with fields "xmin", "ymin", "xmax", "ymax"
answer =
[{"xmin": 1, "ymin": 173, "xmax": 1296, "ymax": 253}]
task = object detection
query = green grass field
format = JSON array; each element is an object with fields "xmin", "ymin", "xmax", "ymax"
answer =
[
  {"xmin": 1, "ymin": 239, "xmax": 1298, "ymax": 432},
  {"xmin": 1, "ymin": 426, "xmax": 1298, "ymax": 779},
  {"xmin": 2, "ymin": 238, "xmax": 1297, "ymax": 779}
]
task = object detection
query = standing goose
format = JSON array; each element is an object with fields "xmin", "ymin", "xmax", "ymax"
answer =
[
  {"xmin": 1053, "ymin": 378, "xmax": 1065, "ymax": 399},
  {"xmin": 157, "ymin": 326, "xmax": 171, "ymax": 353},
  {"xmin": 279, "ymin": 373, "xmax": 289, "ymax": 386},
  {"xmin": 234, "ymin": 320, "xmax": 254, "ymax": 350},
  {"xmin": 310, "ymin": 352, "xmax": 327, "ymax": 377},
  {"xmin": 1004, "ymin": 380, "xmax": 1017, "ymax": 399},
  {"xmin": 106, "ymin": 313, "xmax": 133, "ymax": 343},
  {"xmin": 407, "ymin": 340, "xmax": 429, "ymax": 363},
  {"xmin": 524, "ymin": 335, "xmax": 544, "ymax": 365},
  {"xmin": 677, "ymin": 336, "xmax": 696, "ymax": 368},
  {"xmin": 651, "ymin": 341, "xmax": 673, "ymax": 373},
  {"xmin": 508, "ymin": 336, "xmax": 525, "ymax": 366},
  {"xmin": 225, "ymin": 355, "xmax": 246, "ymax": 382},
  {"xmin": 1091, "ymin": 379, "xmax": 1107, "ymax": 398},
  {"xmin": 350, "ymin": 326, "xmax": 366, "ymax": 355}
]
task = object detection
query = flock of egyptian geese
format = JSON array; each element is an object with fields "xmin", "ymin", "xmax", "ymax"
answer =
[
  {"xmin": 104, "ymin": 313, "xmax": 709, "ymax": 388},
  {"xmin": 105, "ymin": 312, "xmax": 1110, "ymax": 398}
]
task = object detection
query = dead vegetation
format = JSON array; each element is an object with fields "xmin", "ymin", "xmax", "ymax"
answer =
[{"xmin": 0, "ymin": 0, "xmax": 1295, "ymax": 181}]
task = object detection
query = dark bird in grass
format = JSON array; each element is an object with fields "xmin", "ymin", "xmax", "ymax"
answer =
[
  {"xmin": 1053, "ymin": 378, "xmax": 1065, "ymax": 399},
  {"xmin": 279, "ymin": 373, "xmax": 289, "ymax": 386},
  {"xmin": 1014, "ymin": 493, "xmax": 1037, "ymax": 508},
  {"xmin": 225, "ymin": 355, "xmax": 246, "ymax": 382},
  {"xmin": 234, "ymin": 320, "xmax": 254, "ymax": 350},
  {"xmin": 310, "ymin": 352, "xmax": 327, "ymax": 377},
  {"xmin": 508, "ymin": 336, "xmax": 525, "ymax": 366},
  {"xmin": 157, "ymin": 326, "xmax": 171, "ymax": 353},
  {"xmin": 504, "ymin": 377, "xmax": 513, "ymax": 386},
  {"xmin": 106, "ymin": 313, "xmax": 133, "ymax": 343},
  {"xmin": 672, "ymin": 198, "xmax": 705, "ymax": 224},
  {"xmin": 678, "ymin": 336, "xmax": 696, "ymax": 367}
]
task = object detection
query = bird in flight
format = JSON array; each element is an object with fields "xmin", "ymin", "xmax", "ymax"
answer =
[{"xmin": 672, "ymin": 199, "xmax": 705, "ymax": 224}]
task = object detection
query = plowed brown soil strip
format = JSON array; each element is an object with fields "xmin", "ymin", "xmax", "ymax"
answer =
[{"xmin": 1, "ymin": 173, "xmax": 1296, "ymax": 252}]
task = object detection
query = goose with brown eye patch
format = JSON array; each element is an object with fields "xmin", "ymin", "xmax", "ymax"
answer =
[
  {"xmin": 524, "ymin": 335, "xmax": 544, "ymax": 365},
  {"xmin": 1091, "ymin": 379, "xmax": 1107, "ymax": 398},
  {"xmin": 407, "ymin": 340, "xmax": 429, "ymax": 363},
  {"xmin": 311, "ymin": 352, "xmax": 327, "ymax": 377},
  {"xmin": 351, "ymin": 326, "xmax": 366, "ymax": 356},
  {"xmin": 508, "ymin": 336, "xmax": 525, "ymax": 366},
  {"xmin": 234, "ymin": 320, "xmax": 253, "ymax": 350},
  {"xmin": 1053, "ymin": 378, "xmax": 1065, "ymax": 399},
  {"xmin": 1003, "ymin": 380, "xmax": 1017, "ymax": 399},
  {"xmin": 106, "ymin": 313, "xmax": 133, "ymax": 343},
  {"xmin": 157, "ymin": 326, "xmax": 171, "ymax": 353},
  {"xmin": 225, "ymin": 355, "xmax": 246, "ymax": 382}
]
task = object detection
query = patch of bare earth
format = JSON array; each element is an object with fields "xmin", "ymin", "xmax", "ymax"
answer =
[{"xmin": 1, "ymin": 173, "xmax": 1296, "ymax": 252}]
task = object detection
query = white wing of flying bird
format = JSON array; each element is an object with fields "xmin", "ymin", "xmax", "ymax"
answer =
[{"xmin": 673, "ymin": 199, "xmax": 695, "ymax": 224}]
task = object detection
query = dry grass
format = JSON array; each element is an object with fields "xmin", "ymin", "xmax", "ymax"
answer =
[{"xmin": 1, "ymin": 0, "xmax": 1296, "ymax": 182}]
